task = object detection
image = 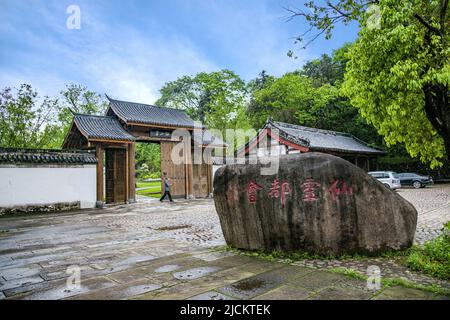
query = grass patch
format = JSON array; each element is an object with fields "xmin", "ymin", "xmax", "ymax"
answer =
[
  {"xmin": 214, "ymin": 221, "xmax": 450, "ymax": 282},
  {"xmin": 328, "ymin": 267, "xmax": 367, "ymax": 281},
  {"xmin": 136, "ymin": 181, "xmax": 161, "ymax": 188},
  {"xmin": 213, "ymin": 245, "xmax": 411, "ymax": 263},
  {"xmin": 136, "ymin": 180, "xmax": 161, "ymax": 198},
  {"xmin": 329, "ymin": 267, "xmax": 450, "ymax": 296},
  {"xmin": 405, "ymin": 222, "xmax": 450, "ymax": 280}
]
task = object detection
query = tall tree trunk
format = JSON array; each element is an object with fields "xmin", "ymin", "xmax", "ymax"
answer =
[{"xmin": 423, "ymin": 84, "xmax": 450, "ymax": 162}]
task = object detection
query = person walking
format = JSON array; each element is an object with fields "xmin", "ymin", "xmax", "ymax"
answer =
[{"xmin": 160, "ymin": 172, "xmax": 173, "ymax": 202}]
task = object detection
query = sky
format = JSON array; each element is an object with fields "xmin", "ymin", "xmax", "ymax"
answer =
[{"xmin": 0, "ymin": 0, "xmax": 359, "ymax": 104}]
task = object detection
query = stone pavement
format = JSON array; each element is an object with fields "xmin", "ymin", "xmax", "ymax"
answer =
[
  {"xmin": 398, "ymin": 184, "xmax": 450, "ymax": 244},
  {"xmin": 0, "ymin": 185, "xmax": 449, "ymax": 300}
]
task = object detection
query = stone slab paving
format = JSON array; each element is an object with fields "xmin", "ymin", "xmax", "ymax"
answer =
[{"xmin": 0, "ymin": 186, "xmax": 449, "ymax": 300}]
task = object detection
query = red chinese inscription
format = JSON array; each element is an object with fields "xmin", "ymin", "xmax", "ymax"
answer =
[
  {"xmin": 328, "ymin": 179, "xmax": 353, "ymax": 201},
  {"xmin": 300, "ymin": 178, "xmax": 321, "ymax": 202},
  {"xmin": 246, "ymin": 181, "xmax": 263, "ymax": 204},
  {"xmin": 268, "ymin": 179, "xmax": 292, "ymax": 208}
]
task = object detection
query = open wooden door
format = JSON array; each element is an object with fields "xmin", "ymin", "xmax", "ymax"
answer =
[
  {"xmin": 105, "ymin": 148, "xmax": 127, "ymax": 204},
  {"xmin": 160, "ymin": 141, "xmax": 186, "ymax": 198}
]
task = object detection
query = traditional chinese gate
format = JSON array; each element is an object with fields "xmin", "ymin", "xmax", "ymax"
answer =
[
  {"xmin": 105, "ymin": 148, "xmax": 127, "ymax": 204},
  {"xmin": 160, "ymin": 141, "xmax": 187, "ymax": 198}
]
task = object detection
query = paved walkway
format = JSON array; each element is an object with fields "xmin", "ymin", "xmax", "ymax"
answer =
[{"xmin": 0, "ymin": 185, "xmax": 449, "ymax": 300}]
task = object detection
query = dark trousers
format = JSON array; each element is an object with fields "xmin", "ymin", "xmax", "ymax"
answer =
[{"xmin": 160, "ymin": 190, "xmax": 173, "ymax": 202}]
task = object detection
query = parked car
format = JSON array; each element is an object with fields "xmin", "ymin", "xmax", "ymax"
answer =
[
  {"xmin": 396, "ymin": 173, "xmax": 433, "ymax": 189},
  {"xmin": 368, "ymin": 171, "xmax": 401, "ymax": 190}
]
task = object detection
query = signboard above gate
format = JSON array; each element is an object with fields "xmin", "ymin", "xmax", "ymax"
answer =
[{"xmin": 149, "ymin": 129, "xmax": 172, "ymax": 139}]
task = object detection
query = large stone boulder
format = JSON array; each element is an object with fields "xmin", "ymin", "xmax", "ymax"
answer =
[{"xmin": 213, "ymin": 152, "xmax": 417, "ymax": 256}]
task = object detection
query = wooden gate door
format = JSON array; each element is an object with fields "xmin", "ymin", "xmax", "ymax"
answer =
[
  {"xmin": 160, "ymin": 142, "xmax": 186, "ymax": 198},
  {"xmin": 193, "ymin": 163, "xmax": 209, "ymax": 198},
  {"xmin": 105, "ymin": 148, "xmax": 127, "ymax": 204}
]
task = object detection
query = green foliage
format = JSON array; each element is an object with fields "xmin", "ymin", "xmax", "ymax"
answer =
[
  {"xmin": 55, "ymin": 83, "xmax": 108, "ymax": 147},
  {"xmin": 0, "ymin": 84, "xmax": 60, "ymax": 148},
  {"xmin": 406, "ymin": 222, "xmax": 450, "ymax": 280},
  {"xmin": 252, "ymin": 73, "xmax": 337, "ymax": 127},
  {"xmin": 136, "ymin": 143, "xmax": 160, "ymax": 178},
  {"xmin": 289, "ymin": 0, "xmax": 450, "ymax": 167},
  {"xmin": 329, "ymin": 267, "xmax": 450, "ymax": 296},
  {"xmin": 246, "ymin": 70, "xmax": 276, "ymax": 129},
  {"xmin": 156, "ymin": 69, "xmax": 251, "ymax": 135},
  {"xmin": 298, "ymin": 45, "xmax": 351, "ymax": 86},
  {"xmin": 342, "ymin": 0, "xmax": 449, "ymax": 167}
]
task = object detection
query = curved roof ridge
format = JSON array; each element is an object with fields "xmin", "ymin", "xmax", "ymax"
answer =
[
  {"xmin": 105, "ymin": 95, "xmax": 190, "ymax": 113},
  {"xmin": 73, "ymin": 113, "xmax": 115, "ymax": 119},
  {"xmin": 272, "ymin": 120, "xmax": 351, "ymax": 137},
  {"xmin": 105, "ymin": 95, "xmax": 196, "ymax": 128}
]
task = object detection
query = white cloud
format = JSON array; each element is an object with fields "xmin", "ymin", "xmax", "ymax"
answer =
[
  {"xmin": 0, "ymin": 0, "xmax": 218, "ymax": 103},
  {"xmin": 0, "ymin": 0, "xmax": 313, "ymax": 103}
]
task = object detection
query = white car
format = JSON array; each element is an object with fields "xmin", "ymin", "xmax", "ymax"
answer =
[{"xmin": 368, "ymin": 171, "xmax": 401, "ymax": 190}]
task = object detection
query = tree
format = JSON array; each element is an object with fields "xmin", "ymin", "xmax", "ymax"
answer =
[
  {"xmin": 156, "ymin": 70, "xmax": 251, "ymax": 133},
  {"xmin": 252, "ymin": 73, "xmax": 343, "ymax": 128},
  {"xmin": 0, "ymin": 84, "xmax": 60, "ymax": 149},
  {"xmin": 246, "ymin": 71, "xmax": 276, "ymax": 129},
  {"xmin": 135, "ymin": 143, "xmax": 160, "ymax": 178},
  {"xmin": 287, "ymin": 0, "xmax": 449, "ymax": 167},
  {"xmin": 58, "ymin": 84, "xmax": 108, "ymax": 129}
]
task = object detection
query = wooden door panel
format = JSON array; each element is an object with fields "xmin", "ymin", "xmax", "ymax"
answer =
[
  {"xmin": 160, "ymin": 142, "xmax": 186, "ymax": 197},
  {"xmin": 105, "ymin": 148, "xmax": 127, "ymax": 204}
]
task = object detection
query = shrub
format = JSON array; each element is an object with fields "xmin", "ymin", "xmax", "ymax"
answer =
[{"xmin": 406, "ymin": 222, "xmax": 450, "ymax": 280}]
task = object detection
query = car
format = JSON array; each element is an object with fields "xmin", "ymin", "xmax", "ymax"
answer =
[
  {"xmin": 396, "ymin": 173, "xmax": 433, "ymax": 189},
  {"xmin": 368, "ymin": 171, "xmax": 401, "ymax": 190}
]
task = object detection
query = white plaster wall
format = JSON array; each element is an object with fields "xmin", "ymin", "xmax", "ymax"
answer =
[{"xmin": 0, "ymin": 165, "xmax": 96, "ymax": 209}]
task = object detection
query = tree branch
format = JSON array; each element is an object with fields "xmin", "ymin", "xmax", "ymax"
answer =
[
  {"xmin": 413, "ymin": 13, "xmax": 443, "ymax": 37},
  {"xmin": 440, "ymin": 0, "xmax": 448, "ymax": 33}
]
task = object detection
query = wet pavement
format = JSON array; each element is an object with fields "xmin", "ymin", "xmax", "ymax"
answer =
[{"xmin": 0, "ymin": 186, "xmax": 449, "ymax": 300}]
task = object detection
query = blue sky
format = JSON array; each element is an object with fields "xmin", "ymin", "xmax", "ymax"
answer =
[{"xmin": 0, "ymin": 0, "xmax": 359, "ymax": 103}]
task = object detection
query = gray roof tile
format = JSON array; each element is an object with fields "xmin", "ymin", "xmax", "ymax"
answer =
[
  {"xmin": 0, "ymin": 148, "xmax": 97, "ymax": 165},
  {"xmin": 271, "ymin": 121, "xmax": 385, "ymax": 155},
  {"xmin": 107, "ymin": 96, "xmax": 195, "ymax": 128},
  {"xmin": 74, "ymin": 114, "xmax": 135, "ymax": 142}
]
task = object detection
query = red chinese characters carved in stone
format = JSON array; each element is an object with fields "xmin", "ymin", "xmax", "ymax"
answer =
[
  {"xmin": 328, "ymin": 179, "xmax": 353, "ymax": 201},
  {"xmin": 246, "ymin": 181, "xmax": 263, "ymax": 204},
  {"xmin": 300, "ymin": 178, "xmax": 321, "ymax": 202},
  {"xmin": 268, "ymin": 179, "xmax": 292, "ymax": 208}
]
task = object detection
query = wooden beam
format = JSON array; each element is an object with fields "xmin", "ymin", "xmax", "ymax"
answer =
[
  {"xmin": 128, "ymin": 142, "xmax": 136, "ymax": 203},
  {"xmin": 89, "ymin": 138, "xmax": 133, "ymax": 144},
  {"xmin": 95, "ymin": 143, "xmax": 104, "ymax": 207},
  {"xmin": 126, "ymin": 122, "xmax": 194, "ymax": 130}
]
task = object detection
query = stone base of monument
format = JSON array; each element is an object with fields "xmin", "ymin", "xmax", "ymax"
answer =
[{"xmin": 213, "ymin": 152, "xmax": 417, "ymax": 256}]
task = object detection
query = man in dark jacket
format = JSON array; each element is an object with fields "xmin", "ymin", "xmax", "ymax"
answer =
[{"xmin": 159, "ymin": 172, "xmax": 173, "ymax": 202}]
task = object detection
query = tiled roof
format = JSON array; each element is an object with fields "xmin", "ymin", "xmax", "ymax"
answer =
[
  {"xmin": 271, "ymin": 121, "xmax": 385, "ymax": 155},
  {"xmin": 193, "ymin": 129, "xmax": 227, "ymax": 147},
  {"xmin": 106, "ymin": 96, "xmax": 196, "ymax": 128},
  {"xmin": 0, "ymin": 148, "xmax": 97, "ymax": 165},
  {"xmin": 73, "ymin": 114, "xmax": 135, "ymax": 142}
]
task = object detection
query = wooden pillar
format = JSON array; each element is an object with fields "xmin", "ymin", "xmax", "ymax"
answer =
[
  {"xmin": 95, "ymin": 143, "xmax": 104, "ymax": 208},
  {"xmin": 203, "ymin": 148, "xmax": 213, "ymax": 197},
  {"xmin": 128, "ymin": 142, "xmax": 136, "ymax": 203},
  {"xmin": 185, "ymin": 142, "xmax": 194, "ymax": 199}
]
